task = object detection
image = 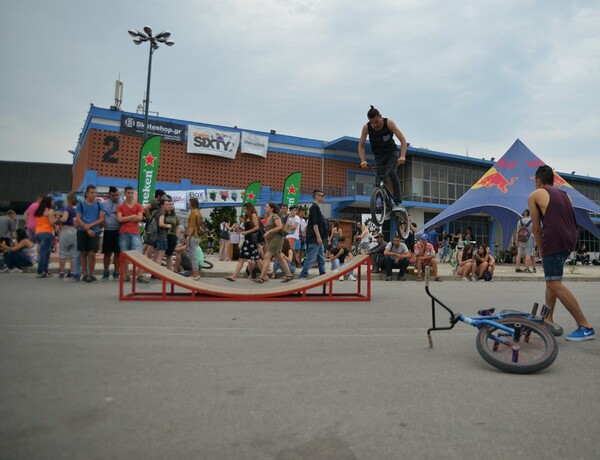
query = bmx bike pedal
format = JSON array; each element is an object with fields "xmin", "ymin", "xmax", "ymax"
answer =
[{"xmin": 477, "ymin": 308, "xmax": 496, "ymax": 316}]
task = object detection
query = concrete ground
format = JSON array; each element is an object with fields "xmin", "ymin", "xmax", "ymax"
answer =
[{"xmin": 1, "ymin": 273, "xmax": 599, "ymax": 459}]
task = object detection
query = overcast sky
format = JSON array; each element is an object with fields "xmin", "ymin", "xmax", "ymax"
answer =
[{"xmin": 2, "ymin": 0, "xmax": 599, "ymax": 178}]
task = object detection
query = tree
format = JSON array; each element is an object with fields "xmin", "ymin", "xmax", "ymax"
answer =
[{"xmin": 209, "ymin": 207, "xmax": 238, "ymax": 232}]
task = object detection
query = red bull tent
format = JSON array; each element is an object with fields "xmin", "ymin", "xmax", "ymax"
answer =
[{"xmin": 421, "ymin": 139, "xmax": 600, "ymax": 250}]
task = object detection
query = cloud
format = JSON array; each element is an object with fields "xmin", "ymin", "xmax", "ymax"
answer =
[{"xmin": 1, "ymin": 0, "xmax": 599, "ymax": 177}]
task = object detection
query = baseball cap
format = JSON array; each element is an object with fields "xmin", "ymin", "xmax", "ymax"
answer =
[
  {"xmin": 376, "ymin": 233, "xmax": 384, "ymax": 238},
  {"xmin": 420, "ymin": 234, "xmax": 429, "ymax": 240}
]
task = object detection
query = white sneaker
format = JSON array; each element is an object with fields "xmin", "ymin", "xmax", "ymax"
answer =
[
  {"xmin": 338, "ymin": 276, "xmax": 344, "ymax": 281},
  {"xmin": 0, "ymin": 267, "xmax": 8, "ymax": 273},
  {"xmin": 392, "ymin": 203, "xmax": 405, "ymax": 212},
  {"xmin": 9, "ymin": 267, "xmax": 23, "ymax": 273},
  {"xmin": 348, "ymin": 274, "xmax": 356, "ymax": 281}
]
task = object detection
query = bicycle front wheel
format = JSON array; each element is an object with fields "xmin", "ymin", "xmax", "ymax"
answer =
[
  {"xmin": 370, "ymin": 187, "xmax": 388, "ymax": 226},
  {"xmin": 475, "ymin": 317, "xmax": 557, "ymax": 374}
]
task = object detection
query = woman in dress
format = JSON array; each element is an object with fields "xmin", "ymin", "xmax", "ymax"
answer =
[
  {"xmin": 255, "ymin": 202, "xmax": 293, "ymax": 283},
  {"xmin": 225, "ymin": 203, "xmax": 263, "ymax": 282},
  {"xmin": 34, "ymin": 196, "xmax": 58, "ymax": 278}
]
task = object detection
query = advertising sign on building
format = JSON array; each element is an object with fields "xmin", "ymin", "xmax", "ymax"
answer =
[
  {"xmin": 187, "ymin": 125, "xmax": 240, "ymax": 159},
  {"xmin": 121, "ymin": 115, "xmax": 185, "ymax": 142},
  {"xmin": 206, "ymin": 189, "xmax": 245, "ymax": 204},
  {"xmin": 240, "ymin": 131, "xmax": 269, "ymax": 157},
  {"xmin": 165, "ymin": 190, "xmax": 189, "ymax": 210},
  {"xmin": 165, "ymin": 189, "xmax": 245, "ymax": 209}
]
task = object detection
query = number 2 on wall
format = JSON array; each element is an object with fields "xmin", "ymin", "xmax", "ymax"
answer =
[{"xmin": 103, "ymin": 135, "xmax": 120, "ymax": 163}]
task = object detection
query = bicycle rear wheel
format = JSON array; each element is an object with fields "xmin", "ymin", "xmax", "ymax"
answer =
[
  {"xmin": 370, "ymin": 187, "xmax": 388, "ymax": 226},
  {"xmin": 475, "ymin": 317, "xmax": 557, "ymax": 374}
]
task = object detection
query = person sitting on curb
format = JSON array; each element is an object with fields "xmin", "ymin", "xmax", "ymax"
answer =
[
  {"xmin": 474, "ymin": 244, "xmax": 495, "ymax": 281},
  {"xmin": 0, "ymin": 229, "xmax": 37, "ymax": 273},
  {"xmin": 414, "ymin": 234, "xmax": 441, "ymax": 282},
  {"xmin": 367, "ymin": 233, "xmax": 387, "ymax": 273},
  {"xmin": 454, "ymin": 243, "xmax": 476, "ymax": 281},
  {"xmin": 382, "ymin": 234, "xmax": 411, "ymax": 281},
  {"xmin": 329, "ymin": 238, "xmax": 356, "ymax": 281}
]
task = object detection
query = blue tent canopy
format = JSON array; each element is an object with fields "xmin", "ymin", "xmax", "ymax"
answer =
[{"xmin": 421, "ymin": 139, "xmax": 600, "ymax": 249}]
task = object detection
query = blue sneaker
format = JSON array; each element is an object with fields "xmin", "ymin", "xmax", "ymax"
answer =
[
  {"xmin": 102, "ymin": 271, "xmax": 110, "ymax": 281},
  {"xmin": 565, "ymin": 326, "xmax": 595, "ymax": 342}
]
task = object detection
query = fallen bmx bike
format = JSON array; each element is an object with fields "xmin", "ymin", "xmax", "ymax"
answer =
[{"xmin": 424, "ymin": 267, "xmax": 558, "ymax": 374}]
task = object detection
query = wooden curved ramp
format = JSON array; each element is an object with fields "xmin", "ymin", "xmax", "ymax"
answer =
[{"xmin": 119, "ymin": 251, "xmax": 371, "ymax": 302}]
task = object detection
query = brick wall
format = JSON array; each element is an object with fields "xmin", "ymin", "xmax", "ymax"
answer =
[{"xmin": 73, "ymin": 129, "xmax": 361, "ymax": 195}]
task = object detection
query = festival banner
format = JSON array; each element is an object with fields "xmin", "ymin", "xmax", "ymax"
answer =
[
  {"xmin": 240, "ymin": 131, "xmax": 269, "ymax": 157},
  {"xmin": 164, "ymin": 190, "xmax": 189, "ymax": 210},
  {"xmin": 187, "ymin": 125, "xmax": 240, "ymax": 159},
  {"xmin": 242, "ymin": 182, "xmax": 261, "ymax": 205},
  {"xmin": 121, "ymin": 114, "xmax": 185, "ymax": 142},
  {"xmin": 137, "ymin": 136, "xmax": 161, "ymax": 207},
  {"xmin": 206, "ymin": 188, "xmax": 245, "ymax": 204},
  {"xmin": 281, "ymin": 172, "xmax": 302, "ymax": 207}
]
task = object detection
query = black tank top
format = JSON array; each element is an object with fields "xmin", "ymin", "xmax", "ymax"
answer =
[{"xmin": 367, "ymin": 118, "xmax": 397, "ymax": 155}]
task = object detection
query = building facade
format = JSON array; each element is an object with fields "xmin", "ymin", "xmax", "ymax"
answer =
[{"xmin": 70, "ymin": 106, "xmax": 600, "ymax": 252}]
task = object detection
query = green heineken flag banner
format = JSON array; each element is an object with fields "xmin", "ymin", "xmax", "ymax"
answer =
[
  {"xmin": 242, "ymin": 181, "xmax": 261, "ymax": 205},
  {"xmin": 137, "ymin": 136, "xmax": 161, "ymax": 206},
  {"xmin": 282, "ymin": 171, "xmax": 302, "ymax": 207}
]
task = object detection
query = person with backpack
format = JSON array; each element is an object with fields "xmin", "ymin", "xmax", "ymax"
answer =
[{"xmin": 515, "ymin": 209, "xmax": 536, "ymax": 273}]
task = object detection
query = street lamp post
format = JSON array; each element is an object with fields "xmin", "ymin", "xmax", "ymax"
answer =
[{"xmin": 128, "ymin": 26, "xmax": 174, "ymax": 141}]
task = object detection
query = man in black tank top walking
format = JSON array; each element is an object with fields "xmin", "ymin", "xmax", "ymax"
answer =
[
  {"xmin": 528, "ymin": 165, "xmax": 595, "ymax": 341},
  {"xmin": 358, "ymin": 106, "xmax": 407, "ymax": 211}
]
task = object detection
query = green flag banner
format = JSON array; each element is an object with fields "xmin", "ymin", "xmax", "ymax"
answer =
[
  {"xmin": 282, "ymin": 172, "xmax": 302, "ymax": 207},
  {"xmin": 242, "ymin": 181, "xmax": 261, "ymax": 205},
  {"xmin": 137, "ymin": 136, "xmax": 161, "ymax": 206}
]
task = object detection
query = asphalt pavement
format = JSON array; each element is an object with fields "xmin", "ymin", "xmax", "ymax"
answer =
[{"xmin": 1, "ymin": 273, "xmax": 599, "ymax": 459}]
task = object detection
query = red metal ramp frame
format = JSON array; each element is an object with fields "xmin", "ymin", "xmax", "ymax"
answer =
[{"xmin": 119, "ymin": 251, "xmax": 371, "ymax": 302}]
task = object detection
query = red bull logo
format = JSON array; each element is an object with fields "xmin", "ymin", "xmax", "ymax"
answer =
[
  {"xmin": 553, "ymin": 173, "xmax": 573, "ymax": 188},
  {"xmin": 471, "ymin": 167, "xmax": 517, "ymax": 193}
]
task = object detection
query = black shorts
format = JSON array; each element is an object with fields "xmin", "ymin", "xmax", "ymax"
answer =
[
  {"xmin": 166, "ymin": 233, "xmax": 178, "ymax": 256},
  {"xmin": 102, "ymin": 229, "xmax": 121, "ymax": 254},
  {"xmin": 77, "ymin": 231, "xmax": 100, "ymax": 253}
]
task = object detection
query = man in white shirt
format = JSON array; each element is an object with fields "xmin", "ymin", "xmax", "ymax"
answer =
[{"xmin": 382, "ymin": 234, "xmax": 411, "ymax": 281}]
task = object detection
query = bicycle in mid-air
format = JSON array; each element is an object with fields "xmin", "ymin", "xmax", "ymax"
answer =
[
  {"xmin": 369, "ymin": 163, "xmax": 410, "ymax": 240},
  {"xmin": 423, "ymin": 267, "xmax": 559, "ymax": 374}
]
